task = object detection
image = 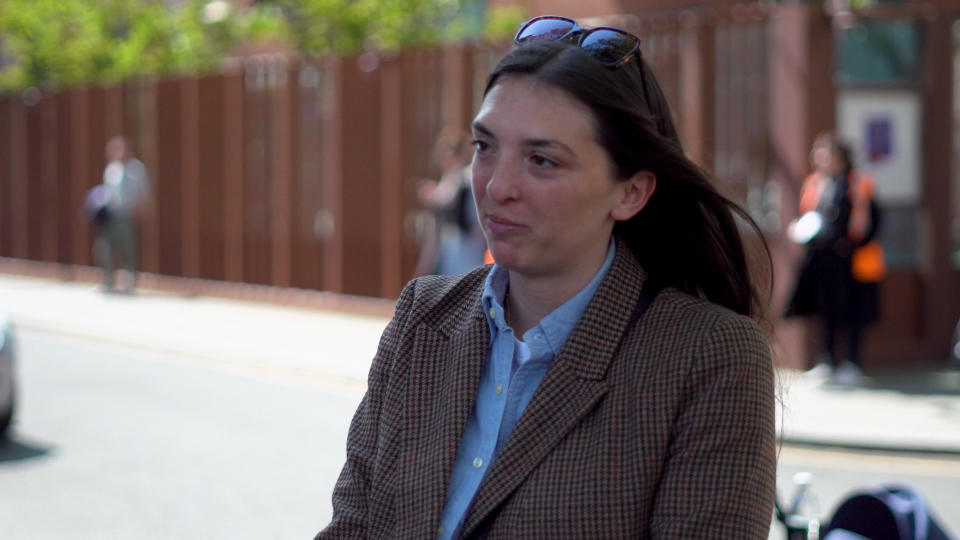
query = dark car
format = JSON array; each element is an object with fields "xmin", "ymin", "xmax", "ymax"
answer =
[{"xmin": 0, "ymin": 312, "xmax": 15, "ymax": 437}]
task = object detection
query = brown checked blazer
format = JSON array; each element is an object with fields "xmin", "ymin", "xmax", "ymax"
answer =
[{"xmin": 319, "ymin": 239, "xmax": 776, "ymax": 539}]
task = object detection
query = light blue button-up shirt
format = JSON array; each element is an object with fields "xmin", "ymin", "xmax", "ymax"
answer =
[{"xmin": 437, "ymin": 240, "xmax": 616, "ymax": 539}]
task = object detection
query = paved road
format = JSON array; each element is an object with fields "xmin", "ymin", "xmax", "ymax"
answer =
[{"xmin": 0, "ymin": 328, "xmax": 363, "ymax": 540}]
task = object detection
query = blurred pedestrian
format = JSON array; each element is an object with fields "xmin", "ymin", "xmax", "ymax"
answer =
[
  {"xmin": 320, "ymin": 15, "xmax": 775, "ymax": 538},
  {"xmin": 413, "ymin": 128, "xmax": 488, "ymax": 277},
  {"xmin": 786, "ymin": 132, "xmax": 884, "ymax": 384},
  {"xmin": 91, "ymin": 136, "xmax": 151, "ymax": 293}
]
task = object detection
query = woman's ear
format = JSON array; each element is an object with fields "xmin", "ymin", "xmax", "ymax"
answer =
[{"xmin": 611, "ymin": 171, "xmax": 656, "ymax": 221}]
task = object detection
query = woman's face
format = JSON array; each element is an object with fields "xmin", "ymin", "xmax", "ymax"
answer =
[
  {"xmin": 811, "ymin": 142, "xmax": 846, "ymax": 176},
  {"xmin": 471, "ymin": 76, "xmax": 650, "ymax": 279},
  {"xmin": 811, "ymin": 144, "xmax": 832, "ymax": 174}
]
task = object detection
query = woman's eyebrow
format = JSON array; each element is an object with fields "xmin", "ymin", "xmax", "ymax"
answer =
[
  {"xmin": 472, "ymin": 120, "xmax": 575, "ymax": 156},
  {"xmin": 471, "ymin": 121, "xmax": 495, "ymax": 139},
  {"xmin": 524, "ymin": 138, "xmax": 574, "ymax": 156}
]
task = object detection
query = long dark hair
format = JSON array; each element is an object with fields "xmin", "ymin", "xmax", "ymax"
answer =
[{"xmin": 483, "ymin": 41, "xmax": 772, "ymax": 319}]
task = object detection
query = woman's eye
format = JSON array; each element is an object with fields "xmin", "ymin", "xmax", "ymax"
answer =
[
  {"xmin": 472, "ymin": 139, "xmax": 491, "ymax": 153},
  {"xmin": 530, "ymin": 154, "xmax": 557, "ymax": 168}
]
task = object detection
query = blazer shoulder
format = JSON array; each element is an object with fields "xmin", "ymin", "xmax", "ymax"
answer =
[
  {"xmin": 645, "ymin": 288, "xmax": 767, "ymax": 352},
  {"xmin": 400, "ymin": 266, "xmax": 490, "ymax": 334}
]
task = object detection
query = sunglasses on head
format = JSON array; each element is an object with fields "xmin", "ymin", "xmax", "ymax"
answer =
[{"xmin": 515, "ymin": 15, "xmax": 643, "ymax": 69}]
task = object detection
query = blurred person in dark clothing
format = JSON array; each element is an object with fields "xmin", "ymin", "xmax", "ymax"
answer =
[{"xmin": 786, "ymin": 133, "xmax": 884, "ymax": 385}]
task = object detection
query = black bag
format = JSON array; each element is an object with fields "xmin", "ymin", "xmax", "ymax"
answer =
[
  {"xmin": 84, "ymin": 185, "xmax": 112, "ymax": 227},
  {"xmin": 824, "ymin": 484, "xmax": 956, "ymax": 540}
]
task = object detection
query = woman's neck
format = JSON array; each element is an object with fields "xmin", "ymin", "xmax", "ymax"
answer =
[{"xmin": 504, "ymin": 246, "xmax": 610, "ymax": 336}]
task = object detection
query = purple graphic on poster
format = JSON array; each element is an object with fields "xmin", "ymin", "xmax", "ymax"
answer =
[{"xmin": 865, "ymin": 116, "xmax": 892, "ymax": 163}]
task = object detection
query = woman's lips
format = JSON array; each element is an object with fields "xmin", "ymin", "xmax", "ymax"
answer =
[{"xmin": 485, "ymin": 214, "xmax": 525, "ymax": 235}]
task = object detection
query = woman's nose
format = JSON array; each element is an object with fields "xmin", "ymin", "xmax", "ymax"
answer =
[{"xmin": 484, "ymin": 160, "xmax": 520, "ymax": 203}]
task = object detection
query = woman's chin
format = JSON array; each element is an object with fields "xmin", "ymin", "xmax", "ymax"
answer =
[{"xmin": 487, "ymin": 247, "xmax": 523, "ymax": 271}]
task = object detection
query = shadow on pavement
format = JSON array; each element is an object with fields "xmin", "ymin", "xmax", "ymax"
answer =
[
  {"xmin": 0, "ymin": 432, "xmax": 54, "ymax": 463},
  {"xmin": 861, "ymin": 367, "xmax": 960, "ymax": 396}
]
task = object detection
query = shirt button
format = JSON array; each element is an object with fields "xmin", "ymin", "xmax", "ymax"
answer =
[
  {"xmin": 473, "ymin": 457, "xmax": 484, "ymax": 469},
  {"xmin": 489, "ymin": 308, "xmax": 497, "ymax": 319},
  {"xmin": 495, "ymin": 383, "xmax": 503, "ymax": 395}
]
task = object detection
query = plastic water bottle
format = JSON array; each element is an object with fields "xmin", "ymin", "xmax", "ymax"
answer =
[{"xmin": 786, "ymin": 472, "xmax": 821, "ymax": 540}]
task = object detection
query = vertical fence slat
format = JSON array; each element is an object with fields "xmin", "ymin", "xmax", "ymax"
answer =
[
  {"xmin": 680, "ymin": 12, "xmax": 717, "ymax": 173},
  {"xmin": 39, "ymin": 96, "xmax": 59, "ymax": 263},
  {"xmin": 25, "ymin": 100, "xmax": 43, "ymax": 261},
  {"xmin": 751, "ymin": 17, "xmax": 768, "ymax": 197},
  {"xmin": 10, "ymin": 100, "xmax": 27, "ymax": 259},
  {"xmin": 730, "ymin": 16, "xmax": 750, "ymax": 202},
  {"xmin": 285, "ymin": 62, "xmax": 302, "ymax": 290},
  {"xmin": 198, "ymin": 74, "xmax": 226, "ymax": 281},
  {"xmin": 56, "ymin": 92, "xmax": 73, "ymax": 265},
  {"xmin": 921, "ymin": 14, "xmax": 957, "ymax": 353},
  {"xmin": 339, "ymin": 54, "xmax": 382, "ymax": 297},
  {"xmin": 138, "ymin": 81, "xmax": 160, "ymax": 275},
  {"xmin": 156, "ymin": 80, "xmax": 184, "ymax": 277},
  {"xmin": 181, "ymin": 77, "xmax": 201, "ymax": 279},
  {"xmin": 243, "ymin": 59, "xmax": 271, "ymax": 285},
  {"xmin": 87, "ymin": 88, "xmax": 108, "ymax": 269},
  {"xmin": 0, "ymin": 99, "xmax": 12, "ymax": 257},
  {"xmin": 321, "ymin": 58, "xmax": 343, "ymax": 293},
  {"xmin": 292, "ymin": 63, "xmax": 324, "ymax": 291},
  {"xmin": 270, "ymin": 57, "xmax": 293, "ymax": 288},
  {"xmin": 380, "ymin": 55, "xmax": 404, "ymax": 298},
  {"xmin": 69, "ymin": 90, "xmax": 91, "ymax": 266},
  {"xmin": 223, "ymin": 68, "xmax": 245, "ymax": 283}
]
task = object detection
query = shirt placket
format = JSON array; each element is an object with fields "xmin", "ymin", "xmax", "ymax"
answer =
[{"xmin": 481, "ymin": 312, "xmax": 514, "ymax": 464}]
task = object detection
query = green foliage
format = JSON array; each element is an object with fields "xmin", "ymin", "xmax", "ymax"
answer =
[
  {"xmin": 262, "ymin": 0, "xmax": 523, "ymax": 54},
  {"xmin": 0, "ymin": 0, "xmax": 524, "ymax": 93},
  {"xmin": 482, "ymin": 5, "xmax": 527, "ymax": 43},
  {"xmin": 0, "ymin": 0, "xmax": 282, "ymax": 91}
]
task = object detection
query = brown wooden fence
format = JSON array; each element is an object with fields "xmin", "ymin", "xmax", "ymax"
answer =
[{"xmin": 0, "ymin": 6, "xmax": 771, "ymax": 300}]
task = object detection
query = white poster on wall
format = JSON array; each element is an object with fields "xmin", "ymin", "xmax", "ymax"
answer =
[{"xmin": 836, "ymin": 88, "xmax": 921, "ymax": 204}]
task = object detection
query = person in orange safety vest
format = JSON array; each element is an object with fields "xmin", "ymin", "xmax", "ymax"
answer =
[{"xmin": 785, "ymin": 133, "xmax": 884, "ymax": 385}]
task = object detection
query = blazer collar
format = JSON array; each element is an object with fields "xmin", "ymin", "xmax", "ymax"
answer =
[{"xmin": 555, "ymin": 236, "xmax": 648, "ymax": 380}]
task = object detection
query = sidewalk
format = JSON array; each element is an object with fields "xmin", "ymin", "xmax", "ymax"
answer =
[
  {"xmin": 778, "ymin": 368, "xmax": 960, "ymax": 453},
  {"xmin": 2, "ymin": 264, "xmax": 960, "ymax": 454},
  {"xmin": 0, "ymin": 267, "xmax": 393, "ymax": 390}
]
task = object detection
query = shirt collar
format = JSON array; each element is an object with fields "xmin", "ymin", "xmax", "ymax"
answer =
[{"xmin": 481, "ymin": 238, "xmax": 616, "ymax": 351}]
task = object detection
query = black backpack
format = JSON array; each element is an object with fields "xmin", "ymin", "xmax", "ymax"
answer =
[{"xmin": 824, "ymin": 484, "xmax": 956, "ymax": 540}]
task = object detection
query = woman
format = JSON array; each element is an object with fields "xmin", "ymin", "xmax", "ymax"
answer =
[
  {"xmin": 787, "ymin": 133, "xmax": 883, "ymax": 385},
  {"xmin": 320, "ymin": 15, "xmax": 775, "ymax": 538}
]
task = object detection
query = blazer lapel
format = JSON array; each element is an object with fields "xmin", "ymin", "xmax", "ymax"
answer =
[
  {"xmin": 461, "ymin": 240, "xmax": 647, "ymax": 536},
  {"xmin": 396, "ymin": 303, "xmax": 490, "ymax": 536}
]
